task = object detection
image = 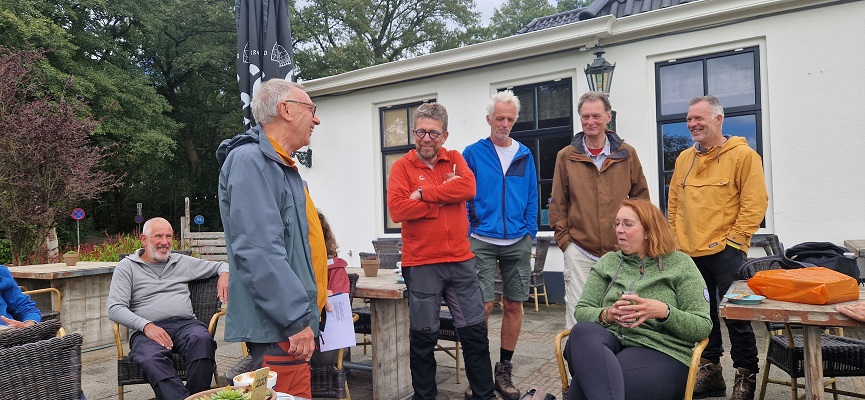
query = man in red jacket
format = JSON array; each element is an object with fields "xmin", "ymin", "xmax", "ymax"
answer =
[{"xmin": 387, "ymin": 102, "xmax": 496, "ymax": 400}]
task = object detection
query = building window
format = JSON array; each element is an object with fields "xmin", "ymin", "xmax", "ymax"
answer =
[
  {"xmin": 505, "ymin": 78, "xmax": 573, "ymax": 231},
  {"xmin": 381, "ymin": 100, "xmax": 434, "ymax": 233},
  {"xmin": 656, "ymin": 47, "xmax": 762, "ymax": 212}
]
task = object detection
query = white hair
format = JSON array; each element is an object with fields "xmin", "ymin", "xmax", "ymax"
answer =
[{"xmin": 485, "ymin": 90, "xmax": 521, "ymax": 118}]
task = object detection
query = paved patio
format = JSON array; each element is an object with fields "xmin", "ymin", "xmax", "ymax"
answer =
[{"xmin": 81, "ymin": 301, "xmax": 865, "ymax": 400}]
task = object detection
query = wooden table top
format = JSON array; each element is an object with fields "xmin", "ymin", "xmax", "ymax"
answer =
[
  {"xmin": 351, "ymin": 268, "xmax": 407, "ymax": 299},
  {"xmin": 720, "ymin": 280, "xmax": 865, "ymax": 328},
  {"xmin": 7, "ymin": 262, "xmax": 117, "ymax": 279}
]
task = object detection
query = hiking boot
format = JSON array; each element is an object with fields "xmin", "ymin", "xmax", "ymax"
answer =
[
  {"xmin": 693, "ymin": 358, "xmax": 726, "ymax": 398},
  {"xmin": 729, "ymin": 367, "xmax": 756, "ymax": 400},
  {"xmin": 494, "ymin": 361, "xmax": 520, "ymax": 400},
  {"xmin": 465, "ymin": 387, "xmax": 498, "ymax": 400}
]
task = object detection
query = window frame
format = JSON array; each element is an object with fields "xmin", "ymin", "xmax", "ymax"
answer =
[
  {"xmin": 380, "ymin": 99, "xmax": 434, "ymax": 234},
  {"xmin": 503, "ymin": 77, "xmax": 574, "ymax": 232},
  {"xmin": 654, "ymin": 47, "xmax": 763, "ymax": 213}
]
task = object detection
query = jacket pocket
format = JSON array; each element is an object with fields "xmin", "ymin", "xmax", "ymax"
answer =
[{"xmin": 263, "ymin": 353, "xmax": 311, "ymax": 398}]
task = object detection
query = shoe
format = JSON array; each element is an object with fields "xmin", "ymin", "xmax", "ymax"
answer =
[
  {"xmin": 729, "ymin": 367, "xmax": 756, "ymax": 400},
  {"xmin": 494, "ymin": 361, "xmax": 521, "ymax": 400},
  {"xmin": 693, "ymin": 358, "xmax": 726, "ymax": 398},
  {"xmin": 465, "ymin": 386, "xmax": 499, "ymax": 400}
]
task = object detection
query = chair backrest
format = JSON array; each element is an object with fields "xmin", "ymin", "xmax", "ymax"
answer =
[
  {"xmin": 360, "ymin": 251, "xmax": 401, "ymax": 269},
  {"xmin": 533, "ymin": 237, "xmax": 552, "ymax": 273},
  {"xmin": 348, "ymin": 273, "xmax": 359, "ymax": 304},
  {"xmin": 750, "ymin": 234, "xmax": 782, "ymax": 256},
  {"xmin": 0, "ymin": 319, "xmax": 61, "ymax": 349},
  {"xmin": 372, "ymin": 238, "xmax": 402, "ymax": 254},
  {"xmin": 738, "ymin": 256, "xmax": 785, "ymax": 280},
  {"xmin": 188, "ymin": 275, "xmax": 223, "ymax": 326},
  {"xmin": 0, "ymin": 333, "xmax": 83, "ymax": 399}
]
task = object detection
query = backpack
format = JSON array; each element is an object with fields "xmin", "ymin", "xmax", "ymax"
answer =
[
  {"xmin": 785, "ymin": 242, "xmax": 859, "ymax": 281},
  {"xmin": 738, "ymin": 242, "xmax": 860, "ymax": 282}
]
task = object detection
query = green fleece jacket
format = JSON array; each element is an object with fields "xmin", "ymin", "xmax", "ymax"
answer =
[{"xmin": 574, "ymin": 250, "xmax": 711, "ymax": 365}]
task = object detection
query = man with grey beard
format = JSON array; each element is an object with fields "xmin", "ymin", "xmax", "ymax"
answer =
[{"xmin": 108, "ymin": 217, "xmax": 228, "ymax": 400}]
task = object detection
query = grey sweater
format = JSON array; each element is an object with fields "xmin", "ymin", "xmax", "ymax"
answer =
[{"xmin": 107, "ymin": 250, "xmax": 228, "ymax": 334}]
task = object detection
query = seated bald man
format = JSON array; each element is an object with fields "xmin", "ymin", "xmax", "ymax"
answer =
[{"xmin": 108, "ymin": 217, "xmax": 228, "ymax": 399}]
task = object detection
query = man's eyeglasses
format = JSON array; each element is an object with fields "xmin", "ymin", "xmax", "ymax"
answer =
[
  {"xmin": 284, "ymin": 99, "xmax": 317, "ymax": 117},
  {"xmin": 413, "ymin": 129, "xmax": 443, "ymax": 139}
]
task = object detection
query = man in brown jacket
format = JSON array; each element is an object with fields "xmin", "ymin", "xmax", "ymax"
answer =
[{"xmin": 548, "ymin": 92, "xmax": 649, "ymax": 327}]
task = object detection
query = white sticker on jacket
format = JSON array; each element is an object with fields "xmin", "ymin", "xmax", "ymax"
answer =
[{"xmin": 704, "ymin": 288, "xmax": 711, "ymax": 302}]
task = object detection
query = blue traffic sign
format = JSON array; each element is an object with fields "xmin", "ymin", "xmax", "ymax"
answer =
[
  {"xmin": 134, "ymin": 214, "xmax": 144, "ymax": 224},
  {"xmin": 193, "ymin": 215, "xmax": 205, "ymax": 225},
  {"xmin": 71, "ymin": 208, "xmax": 86, "ymax": 221}
]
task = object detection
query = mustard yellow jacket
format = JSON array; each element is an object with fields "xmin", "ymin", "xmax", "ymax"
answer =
[{"xmin": 667, "ymin": 136, "xmax": 767, "ymax": 257}]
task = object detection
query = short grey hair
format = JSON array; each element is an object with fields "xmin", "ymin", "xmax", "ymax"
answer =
[
  {"xmin": 251, "ymin": 79, "xmax": 306, "ymax": 125},
  {"xmin": 485, "ymin": 90, "xmax": 521, "ymax": 118},
  {"xmin": 142, "ymin": 217, "xmax": 172, "ymax": 236},
  {"xmin": 577, "ymin": 91, "xmax": 612, "ymax": 114},
  {"xmin": 689, "ymin": 95, "xmax": 725, "ymax": 118},
  {"xmin": 414, "ymin": 102, "xmax": 449, "ymax": 132}
]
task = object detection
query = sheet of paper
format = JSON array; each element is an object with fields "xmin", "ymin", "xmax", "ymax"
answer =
[{"xmin": 319, "ymin": 292, "xmax": 356, "ymax": 352}]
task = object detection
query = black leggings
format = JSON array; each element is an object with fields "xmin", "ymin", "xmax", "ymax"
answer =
[{"xmin": 564, "ymin": 322, "xmax": 689, "ymax": 400}]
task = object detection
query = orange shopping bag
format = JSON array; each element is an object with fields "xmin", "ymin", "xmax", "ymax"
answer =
[{"xmin": 747, "ymin": 267, "xmax": 860, "ymax": 305}]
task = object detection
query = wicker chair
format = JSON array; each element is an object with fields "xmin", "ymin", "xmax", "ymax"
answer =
[
  {"xmin": 371, "ymin": 238, "xmax": 402, "ymax": 254},
  {"xmin": 750, "ymin": 233, "xmax": 782, "ymax": 256},
  {"xmin": 21, "ymin": 287, "xmax": 65, "ymax": 336},
  {"xmin": 555, "ymin": 328, "xmax": 708, "ymax": 399},
  {"xmin": 113, "ymin": 275, "xmax": 225, "ymax": 400},
  {"xmin": 0, "ymin": 319, "xmax": 62, "ymax": 348},
  {"xmin": 738, "ymin": 256, "xmax": 865, "ymax": 400},
  {"xmin": 0, "ymin": 332, "xmax": 83, "ymax": 399}
]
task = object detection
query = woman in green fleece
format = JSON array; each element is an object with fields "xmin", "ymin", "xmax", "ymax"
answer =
[{"xmin": 564, "ymin": 198, "xmax": 711, "ymax": 400}]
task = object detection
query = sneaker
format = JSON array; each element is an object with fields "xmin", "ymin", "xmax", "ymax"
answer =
[
  {"xmin": 494, "ymin": 361, "xmax": 521, "ymax": 400},
  {"xmin": 693, "ymin": 358, "xmax": 726, "ymax": 398},
  {"xmin": 729, "ymin": 367, "xmax": 756, "ymax": 400}
]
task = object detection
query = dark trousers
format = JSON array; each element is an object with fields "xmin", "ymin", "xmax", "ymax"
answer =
[
  {"xmin": 129, "ymin": 317, "xmax": 216, "ymax": 400},
  {"xmin": 694, "ymin": 246, "xmax": 759, "ymax": 372},
  {"xmin": 564, "ymin": 322, "xmax": 689, "ymax": 400},
  {"xmin": 403, "ymin": 261, "xmax": 495, "ymax": 400}
]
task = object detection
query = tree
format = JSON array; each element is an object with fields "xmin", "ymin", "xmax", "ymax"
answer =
[
  {"xmin": 0, "ymin": 47, "xmax": 120, "ymax": 264},
  {"xmin": 487, "ymin": 0, "xmax": 556, "ymax": 39},
  {"xmin": 292, "ymin": 0, "xmax": 483, "ymax": 80},
  {"xmin": 556, "ymin": 0, "xmax": 592, "ymax": 12}
]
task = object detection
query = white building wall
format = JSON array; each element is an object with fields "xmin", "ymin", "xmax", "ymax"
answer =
[{"xmin": 302, "ymin": 0, "xmax": 865, "ymax": 271}]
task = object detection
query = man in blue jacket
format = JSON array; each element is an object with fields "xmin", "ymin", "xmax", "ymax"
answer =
[
  {"xmin": 463, "ymin": 90, "xmax": 538, "ymax": 400},
  {"xmin": 0, "ymin": 265, "xmax": 41, "ymax": 328}
]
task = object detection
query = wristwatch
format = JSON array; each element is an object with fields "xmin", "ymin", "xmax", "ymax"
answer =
[{"xmin": 417, "ymin": 186, "xmax": 423, "ymax": 200}]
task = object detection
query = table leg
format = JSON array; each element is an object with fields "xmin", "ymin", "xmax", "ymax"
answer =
[
  {"xmin": 802, "ymin": 325, "xmax": 825, "ymax": 400},
  {"xmin": 370, "ymin": 297, "xmax": 412, "ymax": 400}
]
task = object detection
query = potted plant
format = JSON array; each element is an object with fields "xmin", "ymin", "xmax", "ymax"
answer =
[
  {"xmin": 360, "ymin": 253, "xmax": 380, "ymax": 277},
  {"xmin": 62, "ymin": 251, "xmax": 79, "ymax": 266}
]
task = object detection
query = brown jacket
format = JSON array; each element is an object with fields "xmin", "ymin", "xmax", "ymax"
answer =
[{"xmin": 548, "ymin": 132, "xmax": 650, "ymax": 257}]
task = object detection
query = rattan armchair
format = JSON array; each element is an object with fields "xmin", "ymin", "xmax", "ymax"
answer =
[
  {"xmin": 113, "ymin": 275, "xmax": 225, "ymax": 400},
  {"xmin": 371, "ymin": 238, "xmax": 402, "ymax": 254},
  {"xmin": 0, "ymin": 332, "xmax": 83, "ymax": 399},
  {"xmin": 0, "ymin": 319, "xmax": 62, "ymax": 348},
  {"xmin": 21, "ymin": 287, "xmax": 65, "ymax": 336},
  {"xmin": 555, "ymin": 328, "xmax": 708, "ymax": 399}
]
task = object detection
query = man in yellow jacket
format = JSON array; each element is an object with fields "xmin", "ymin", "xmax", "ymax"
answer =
[{"xmin": 667, "ymin": 95, "xmax": 768, "ymax": 400}]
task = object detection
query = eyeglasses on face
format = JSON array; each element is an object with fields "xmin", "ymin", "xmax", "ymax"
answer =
[
  {"xmin": 413, "ymin": 129, "xmax": 443, "ymax": 139},
  {"xmin": 613, "ymin": 220, "xmax": 641, "ymax": 230},
  {"xmin": 283, "ymin": 99, "xmax": 317, "ymax": 117}
]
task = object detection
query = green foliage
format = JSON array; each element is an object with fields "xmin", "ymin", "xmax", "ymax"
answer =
[
  {"xmin": 0, "ymin": 239, "xmax": 11, "ymax": 265},
  {"xmin": 488, "ymin": 0, "xmax": 556, "ymax": 39},
  {"xmin": 292, "ymin": 0, "xmax": 483, "ymax": 80},
  {"xmin": 557, "ymin": 0, "xmax": 592, "ymax": 12}
]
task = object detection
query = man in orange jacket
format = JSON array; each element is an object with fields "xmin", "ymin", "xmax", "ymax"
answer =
[{"xmin": 387, "ymin": 102, "xmax": 496, "ymax": 400}]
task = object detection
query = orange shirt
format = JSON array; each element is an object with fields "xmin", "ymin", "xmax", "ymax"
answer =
[{"xmin": 267, "ymin": 135, "xmax": 328, "ymax": 311}]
